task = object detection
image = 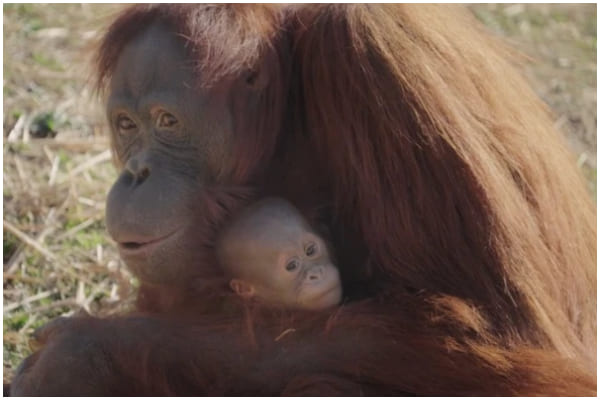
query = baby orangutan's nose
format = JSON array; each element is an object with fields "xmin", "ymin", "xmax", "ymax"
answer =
[{"xmin": 305, "ymin": 265, "xmax": 324, "ymax": 282}]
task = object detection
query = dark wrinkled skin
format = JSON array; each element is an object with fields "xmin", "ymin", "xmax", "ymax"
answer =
[
  {"xmin": 217, "ymin": 198, "xmax": 342, "ymax": 310},
  {"xmin": 11, "ymin": 24, "xmax": 268, "ymax": 396}
]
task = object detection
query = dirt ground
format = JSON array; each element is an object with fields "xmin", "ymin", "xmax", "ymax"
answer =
[{"xmin": 2, "ymin": 4, "xmax": 596, "ymax": 382}]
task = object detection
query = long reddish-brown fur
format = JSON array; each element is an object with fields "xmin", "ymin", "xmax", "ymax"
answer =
[
  {"xmin": 291, "ymin": 3, "xmax": 596, "ymax": 363},
  {"xmin": 34, "ymin": 4, "xmax": 595, "ymax": 395}
]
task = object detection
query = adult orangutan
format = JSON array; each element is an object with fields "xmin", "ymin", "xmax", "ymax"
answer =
[{"xmin": 11, "ymin": 4, "xmax": 596, "ymax": 396}]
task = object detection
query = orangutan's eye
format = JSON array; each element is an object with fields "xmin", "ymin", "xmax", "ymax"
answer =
[
  {"xmin": 157, "ymin": 112, "xmax": 178, "ymax": 129},
  {"xmin": 285, "ymin": 259, "xmax": 299, "ymax": 272},
  {"xmin": 305, "ymin": 243, "xmax": 317, "ymax": 257},
  {"xmin": 116, "ymin": 115, "xmax": 136, "ymax": 134}
]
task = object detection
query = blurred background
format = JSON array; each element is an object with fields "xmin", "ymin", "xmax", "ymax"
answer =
[{"xmin": 3, "ymin": 4, "xmax": 596, "ymax": 382}]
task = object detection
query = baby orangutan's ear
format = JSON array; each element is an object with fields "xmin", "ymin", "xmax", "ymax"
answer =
[{"xmin": 230, "ymin": 279, "xmax": 255, "ymax": 298}]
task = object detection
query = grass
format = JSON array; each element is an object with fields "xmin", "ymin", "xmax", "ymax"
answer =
[{"xmin": 2, "ymin": 4, "xmax": 597, "ymax": 383}]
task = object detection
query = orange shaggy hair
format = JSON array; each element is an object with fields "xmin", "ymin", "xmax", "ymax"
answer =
[{"xmin": 292, "ymin": 4, "xmax": 595, "ymax": 366}]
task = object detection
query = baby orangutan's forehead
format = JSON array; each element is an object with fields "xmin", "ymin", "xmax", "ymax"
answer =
[
  {"xmin": 235, "ymin": 228, "xmax": 307, "ymax": 263},
  {"xmin": 255, "ymin": 219, "xmax": 314, "ymax": 244},
  {"xmin": 223, "ymin": 202, "xmax": 314, "ymax": 246}
]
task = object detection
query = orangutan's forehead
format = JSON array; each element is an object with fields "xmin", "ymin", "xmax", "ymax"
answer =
[{"xmin": 109, "ymin": 23, "xmax": 196, "ymax": 98}]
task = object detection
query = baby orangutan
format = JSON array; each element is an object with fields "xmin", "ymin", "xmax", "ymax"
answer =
[{"xmin": 216, "ymin": 198, "xmax": 342, "ymax": 310}]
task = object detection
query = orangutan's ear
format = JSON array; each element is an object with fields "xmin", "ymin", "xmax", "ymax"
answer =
[
  {"xmin": 244, "ymin": 59, "xmax": 270, "ymax": 90},
  {"xmin": 230, "ymin": 279, "xmax": 256, "ymax": 298}
]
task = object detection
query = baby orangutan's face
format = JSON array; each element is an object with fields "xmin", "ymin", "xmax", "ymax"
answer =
[{"xmin": 229, "ymin": 227, "xmax": 342, "ymax": 310}]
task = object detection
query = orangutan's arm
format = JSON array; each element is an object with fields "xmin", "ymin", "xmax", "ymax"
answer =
[{"xmin": 10, "ymin": 302, "xmax": 596, "ymax": 396}]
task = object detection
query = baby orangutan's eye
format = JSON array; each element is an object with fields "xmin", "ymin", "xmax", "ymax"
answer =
[
  {"xmin": 285, "ymin": 259, "xmax": 299, "ymax": 272},
  {"xmin": 305, "ymin": 243, "xmax": 317, "ymax": 257}
]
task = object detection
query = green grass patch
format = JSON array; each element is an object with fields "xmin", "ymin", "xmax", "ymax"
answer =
[
  {"xmin": 32, "ymin": 53, "xmax": 64, "ymax": 71},
  {"xmin": 64, "ymin": 215, "xmax": 85, "ymax": 230},
  {"xmin": 57, "ymin": 149, "xmax": 72, "ymax": 167},
  {"xmin": 4, "ymin": 4, "xmax": 45, "ymax": 32},
  {"xmin": 3, "ymin": 231, "xmax": 19, "ymax": 263},
  {"xmin": 70, "ymin": 230, "xmax": 107, "ymax": 251},
  {"xmin": 4, "ymin": 313, "xmax": 29, "ymax": 331},
  {"xmin": 30, "ymin": 111, "xmax": 59, "ymax": 138}
]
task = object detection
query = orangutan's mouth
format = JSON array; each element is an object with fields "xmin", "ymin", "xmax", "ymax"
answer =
[
  {"xmin": 118, "ymin": 228, "xmax": 180, "ymax": 256},
  {"xmin": 121, "ymin": 241, "xmax": 144, "ymax": 250}
]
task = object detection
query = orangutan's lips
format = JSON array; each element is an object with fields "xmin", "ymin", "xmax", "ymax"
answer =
[
  {"xmin": 118, "ymin": 229, "xmax": 180, "ymax": 256},
  {"xmin": 121, "ymin": 242, "xmax": 145, "ymax": 250},
  {"xmin": 311, "ymin": 284, "xmax": 339, "ymax": 301}
]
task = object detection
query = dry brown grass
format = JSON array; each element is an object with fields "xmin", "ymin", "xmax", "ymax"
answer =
[
  {"xmin": 3, "ymin": 4, "xmax": 135, "ymax": 381},
  {"xmin": 2, "ymin": 4, "xmax": 596, "ymax": 383}
]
